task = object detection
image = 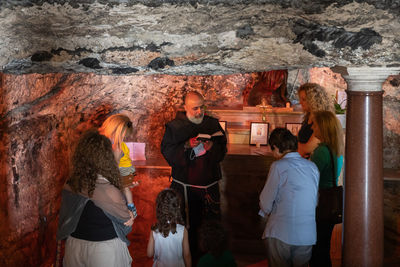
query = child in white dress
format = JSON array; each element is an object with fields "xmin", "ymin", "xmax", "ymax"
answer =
[{"xmin": 147, "ymin": 189, "xmax": 191, "ymax": 267}]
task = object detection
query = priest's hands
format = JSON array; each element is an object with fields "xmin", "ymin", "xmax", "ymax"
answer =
[
  {"xmin": 185, "ymin": 137, "xmax": 212, "ymax": 151},
  {"xmin": 203, "ymin": 140, "xmax": 213, "ymax": 151},
  {"xmin": 186, "ymin": 137, "xmax": 200, "ymax": 148}
]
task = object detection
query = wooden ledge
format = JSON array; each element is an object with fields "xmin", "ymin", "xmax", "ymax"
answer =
[
  {"xmin": 384, "ymin": 168, "xmax": 400, "ymax": 181},
  {"xmin": 227, "ymin": 144, "xmax": 273, "ymax": 156},
  {"xmin": 132, "ymin": 158, "xmax": 171, "ymax": 170},
  {"xmin": 132, "ymin": 144, "xmax": 273, "ymax": 170},
  {"xmin": 132, "ymin": 153, "xmax": 399, "ymax": 179}
]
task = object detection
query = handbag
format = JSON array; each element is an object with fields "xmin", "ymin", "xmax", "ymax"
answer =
[{"xmin": 315, "ymin": 147, "xmax": 343, "ymax": 224}]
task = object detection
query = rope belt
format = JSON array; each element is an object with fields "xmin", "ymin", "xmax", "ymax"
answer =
[{"xmin": 172, "ymin": 178, "xmax": 219, "ymax": 229}]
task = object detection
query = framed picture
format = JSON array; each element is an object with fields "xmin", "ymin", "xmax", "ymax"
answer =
[
  {"xmin": 219, "ymin": 121, "xmax": 227, "ymax": 132},
  {"xmin": 250, "ymin": 122, "xmax": 269, "ymax": 145},
  {"xmin": 285, "ymin": 123, "xmax": 302, "ymax": 136}
]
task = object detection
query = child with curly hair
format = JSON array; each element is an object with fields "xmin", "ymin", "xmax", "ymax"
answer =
[
  {"xmin": 99, "ymin": 114, "xmax": 139, "ymax": 217},
  {"xmin": 147, "ymin": 189, "xmax": 191, "ymax": 267}
]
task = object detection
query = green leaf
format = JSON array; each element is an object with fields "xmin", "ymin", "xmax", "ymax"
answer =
[{"xmin": 334, "ymin": 103, "xmax": 345, "ymax": 114}]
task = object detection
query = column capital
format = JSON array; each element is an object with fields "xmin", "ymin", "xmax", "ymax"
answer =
[{"xmin": 343, "ymin": 67, "xmax": 400, "ymax": 91}]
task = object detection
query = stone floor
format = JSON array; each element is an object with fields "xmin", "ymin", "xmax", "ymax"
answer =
[
  {"xmin": 125, "ymin": 164, "xmax": 400, "ymax": 267},
  {"xmin": 231, "ymin": 224, "xmax": 342, "ymax": 267},
  {"xmin": 230, "ymin": 222, "xmax": 400, "ymax": 267}
]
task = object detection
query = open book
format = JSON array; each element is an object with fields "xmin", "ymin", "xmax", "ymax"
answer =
[{"xmin": 196, "ymin": 131, "xmax": 224, "ymax": 142}]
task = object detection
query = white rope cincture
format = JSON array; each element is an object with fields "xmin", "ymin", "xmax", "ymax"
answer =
[{"xmin": 172, "ymin": 178, "xmax": 219, "ymax": 229}]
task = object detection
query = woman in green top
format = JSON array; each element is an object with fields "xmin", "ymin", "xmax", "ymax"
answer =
[{"xmin": 309, "ymin": 110, "xmax": 344, "ymax": 267}]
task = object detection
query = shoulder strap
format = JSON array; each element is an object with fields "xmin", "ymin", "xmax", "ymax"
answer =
[{"xmin": 326, "ymin": 146, "xmax": 337, "ymax": 187}]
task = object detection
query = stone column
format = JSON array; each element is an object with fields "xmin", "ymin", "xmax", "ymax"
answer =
[{"xmin": 342, "ymin": 67, "xmax": 400, "ymax": 267}]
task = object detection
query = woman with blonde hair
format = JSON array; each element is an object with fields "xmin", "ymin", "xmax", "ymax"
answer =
[
  {"xmin": 99, "ymin": 114, "xmax": 139, "ymax": 216},
  {"xmin": 297, "ymin": 83, "xmax": 334, "ymax": 158},
  {"xmin": 309, "ymin": 110, "xmax": 344, "ymax": 267}
]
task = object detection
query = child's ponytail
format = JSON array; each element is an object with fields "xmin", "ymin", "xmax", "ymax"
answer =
[{"xmin": 151, "ymin": 189, "xmax": 184, "ymax": 237}]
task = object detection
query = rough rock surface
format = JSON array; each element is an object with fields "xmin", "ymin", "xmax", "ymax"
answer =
[
  {"xmin": 1, "ymin": 0, "xmax": 400, "ymax": 75},
  {"xmin": 1, "ymin": 68, "xmax": 399, "ymax": 266},
  {"xmin": 0, "ymin": 71, "xmax": 251, "ymax": 266},
  {"xmin": 383, "ymin": 76, "xmax": 400, "ymax": 169}
]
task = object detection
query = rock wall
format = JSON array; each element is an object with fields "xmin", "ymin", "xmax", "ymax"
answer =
[
  {"xmin": 383, "ymin": 76, "xmax": 400, "ymax": 169},
  {"xmin": 0, "ymin": 68, "xmax": 399, "ymax": 266},
  {"xmin": 0, "ymin": 71, "xmax": 250, "ymax": 266}
]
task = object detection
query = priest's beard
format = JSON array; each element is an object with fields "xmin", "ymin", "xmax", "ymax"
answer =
[{"xmin": 188, "ymin": 114, "xmax": 204, "ymax": 124}]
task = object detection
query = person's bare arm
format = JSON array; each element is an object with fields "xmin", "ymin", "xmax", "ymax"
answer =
[
  {"xmin": 147, "ymin": 231, "xmax": 155, "ymax": 258},
  {"xmin": 298, "ymin": 134, "xmax": 320, "ymax": 158},
  {"xmin": 182, "ymin": 227, "xmax": 192, "ymax": 267},
  {"xmin": 123, "ymin": 210, "xmax": 135, "ymax": 226},
  {"xmin": 113, "ymin": 148, "xmax": 122, "ymax": 164}
]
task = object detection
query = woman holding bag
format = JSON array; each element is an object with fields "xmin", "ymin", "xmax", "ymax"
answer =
[{"xmin": 309, "ymin": 110, "xmax": 344, "ymax": 267}]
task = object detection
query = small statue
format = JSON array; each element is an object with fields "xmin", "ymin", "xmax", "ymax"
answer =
[{"xmin": 244, "ymin": 70, "xmax": 288, "ymax": 107}]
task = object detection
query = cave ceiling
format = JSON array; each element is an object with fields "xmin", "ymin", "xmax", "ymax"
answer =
[{"xmin": 0, "ymin": 0, "xmax": 399, "ymax": 75}]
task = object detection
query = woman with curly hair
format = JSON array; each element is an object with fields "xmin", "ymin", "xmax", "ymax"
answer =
[
  {"xmin": 57, "ymin": 130, "xmax": 135, "ymax": 267},
  {"xmin": 147, "ymin": 189, "xmax": 191, "ymax": 267},
  {"xmin": 297, "ymin": 83, "xmax": 334, "ymax": 158}
]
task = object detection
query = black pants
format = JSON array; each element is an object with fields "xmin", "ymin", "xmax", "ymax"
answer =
[
  {"xmin": 170, "ymin": 180, "xmax": 221, "ymax": 264},
  {"xmin": 309, "ymin": 221, "xmax": 335, "ymax": 267}
]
